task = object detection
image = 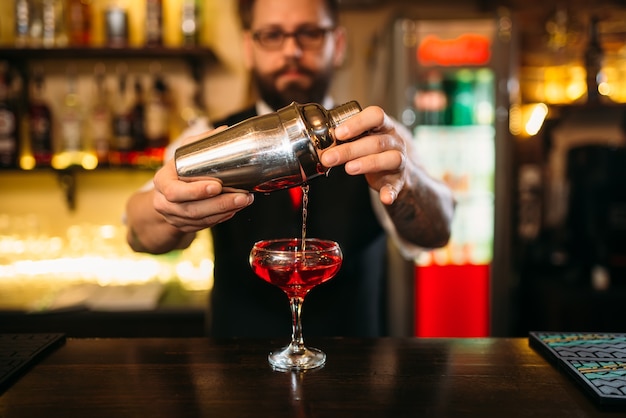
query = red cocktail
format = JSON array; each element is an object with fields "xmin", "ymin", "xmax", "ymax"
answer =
[{"xmin": 250, "ymin": 238, "xmax": 342, "ymax": 371}]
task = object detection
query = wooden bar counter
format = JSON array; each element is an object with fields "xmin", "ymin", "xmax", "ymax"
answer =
[{"xmin": 0, "ymin": 337, "xmax": 621, "ymax": 417}]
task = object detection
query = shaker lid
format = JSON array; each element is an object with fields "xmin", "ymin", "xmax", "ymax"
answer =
[
  {"xmin": 311, "ymin": 100, "xmax": 362, "ymax": 150},
  {"xmin": 329, "ymin": 101, "xmax": 362, "ymax": 127}
]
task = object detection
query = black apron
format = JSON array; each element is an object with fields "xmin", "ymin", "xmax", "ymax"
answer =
[{"xmin": 209, "ymin": 107, "xmax": 387, "ymax": 337}]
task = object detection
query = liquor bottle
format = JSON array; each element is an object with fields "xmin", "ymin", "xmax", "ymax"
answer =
[
  {"xmin": 131, "ymin": 78, "xmax": 146, "ymax": 161},
  {"xmin": 28, "ymin": 68, "xmax": 53, "ymax": 167},
  {"xmin": 472, "ymin": 69, "xmax": 494, "ymax": 126},
  {"xmin": 89, "ymin": 63, "xmax": 112, "ymax": 167},
  {"xmin": 584, "ymin": 15, "xmax": 604, "ymax": 103},
  {"xmin": 29, "ymin": 0, "xmax": 44, "ymax": 47},
  {"xmin": 42, "ymin": 0, "xmax": 67, "ymax": 48},
  {"xmin": 181, "ymin": 0, "xmax": 200, "ymax": 46},
  {"xmin": 179, "ymin": 93, "xmax": 205, "ymax": 129},
  {"xmin": 54, "ymin": 66, "xmax": 85, "ymax": 169},
  {"xmin": 104, "ymin": 5, "xmax": 129, "ymax": 48},
  {"xmin": 15, "ymin": 0, "xmax": 31, "ymax": 47},
  {"xmin": 66, "ymin": 0, "xmax": 92, "ymax": 46},
  {"xmin": 42, "ymin": 0, "xmax": 55, "ymax": 47},
  {"xmin": 415, "ymin": 70, "xmax": 447, "ymax": 126},
  {"xmin": 110, "ymin": 65, "xmax": 134, "ymax": 166},
  {"xmin": 145, "ymin": 0, "xmax": 163, "ymax": 46},
  {"xmin": 0, "ymin": 64, "xmax": 20, "ymax": 169},
  {"xmin": 451, "ymin": 69, "xmax": 475, "ymax": 126},
  {"xmin": 144, "ymin": 70, "xmax": 170, "ymax": 167}
]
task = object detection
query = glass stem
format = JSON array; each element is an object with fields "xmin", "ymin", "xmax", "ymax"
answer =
[{"xmin": 288, "ymin": 296, "xmax": 306, "ymax": 354}]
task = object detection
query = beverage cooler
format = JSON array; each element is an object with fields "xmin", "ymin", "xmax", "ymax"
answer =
[{"xmin": 389, "ymin": 13, "xmax": 516, "ymax": 337}]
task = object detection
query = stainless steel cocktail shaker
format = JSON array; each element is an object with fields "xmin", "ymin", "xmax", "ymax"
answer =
[{"xmin": 174, "ymin": 101, "xmax": 362, "ymax": 192}]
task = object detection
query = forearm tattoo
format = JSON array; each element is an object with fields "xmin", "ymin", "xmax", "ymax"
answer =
[{"xmin": 385, "ymin": 185, "xmax": 450, "ymax": 249}]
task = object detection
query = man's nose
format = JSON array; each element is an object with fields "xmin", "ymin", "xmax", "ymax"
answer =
[{"xmin": 282, "ymin": 35, "xmax": 303, "ymax": 57}]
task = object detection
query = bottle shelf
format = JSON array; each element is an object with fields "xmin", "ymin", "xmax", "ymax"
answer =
[
  {"xmin": 0, "ymin": 44, "xmax": 216, "ymax": 210},
  {"xmin": 0, "ymin": 44, "xmax": 216, "ymax": 176},
  {"xmin": 0, "ymin": 46, "xmax": 217, "ymax": 62}
]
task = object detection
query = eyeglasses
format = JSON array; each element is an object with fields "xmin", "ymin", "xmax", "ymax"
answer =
[{"xmin": 251, "ymin": 27, "xmax": 333, "ymax": 50}]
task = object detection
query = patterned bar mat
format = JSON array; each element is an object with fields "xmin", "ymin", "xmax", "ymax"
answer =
[{"xmin": 529, "ymin": 332, "xmax": 626, "ymax": 406}]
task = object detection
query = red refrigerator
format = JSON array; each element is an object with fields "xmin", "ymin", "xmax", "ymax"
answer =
[{"xmin": 390, "ymin": 13, "xmax": 516, "ymax": 337}]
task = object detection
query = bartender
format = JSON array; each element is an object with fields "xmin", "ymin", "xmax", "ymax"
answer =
[{"xmin": 124, "ymin": 0, "xmax": 455, "ymax": 337}]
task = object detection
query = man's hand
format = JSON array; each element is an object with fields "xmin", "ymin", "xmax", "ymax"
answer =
[
  {"xmin": 319, "ymin": 105, "xmax": 454, "ymax": 248},
  {"xmin": 125, "ymin": 127, "xmax": 254, "ymax": 254},
  {"xmin": 152, "ymin": 158, "xmax": 254, "ymax": 233},
  {"xmin": 320, "ymin": 105, "xmax": 412, "ymax": 205}
]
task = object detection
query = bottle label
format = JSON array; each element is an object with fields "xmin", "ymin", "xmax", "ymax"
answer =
[
  {"xmin": 146, "ymin": 0, "xmax": 163, "ymax": 45},
  {"xmin": 92, "ymin": 111, "xmax": 111, "ymax": 141},
  {"xmin": 62, "ymin": 118, "xmax": 81, "ymax": 151},
  {"xmin": 145, "ymin": 103, "xmax": 168, "ymax": 145},
  {"xmin": 15, "ymin": 0, "xmax": 30, "ymax": 44},
  {"xmin": 0, "ymin": 109, "xmax": 16, "ymax": 136},
  {"xmin": 113, "ymin": 115, "xmax": 133, "ymax": 150},
  {"xmin": 31, "ymin": 114, "xmax": 52, "ymax": 152},
  {"xmin": 0, "ymin": 109, "xmax": 17, "ymax": 162},
  {"xmin": 91, "ymin": 110, "xmax": 111, "ymax": 159},
  {"xmin": 0, "ymin": 138, "xmax": 16, "ymax": 153},
  {"xmin": 181, "ymin": 0, "xmax": 198, "ymax": 45},
  {"xmin": 105, "ymin": 8, "xmax": 128, "ymax": 47}
]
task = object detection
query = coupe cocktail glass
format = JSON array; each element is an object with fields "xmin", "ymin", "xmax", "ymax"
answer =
[{"xmin": 249, "ymin": 238, "xmax": 343, "ymax": 371}]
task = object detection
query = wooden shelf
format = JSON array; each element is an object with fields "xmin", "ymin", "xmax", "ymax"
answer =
[{"xmin": 0, "ymin": 45, "xmax": 217, "ymax": 62}]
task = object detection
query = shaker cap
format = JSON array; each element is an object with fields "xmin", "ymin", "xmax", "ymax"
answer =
[
  {"xmin": 310, "ymin": 100, "xmax": 362, "ymax": 150},
  {"xmin": 328, "ymin": 101, "xmax": 362, "ymax": 127}
]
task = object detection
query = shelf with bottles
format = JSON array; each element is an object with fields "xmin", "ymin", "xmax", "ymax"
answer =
[
  {"xmin": 0, "ymin": 1, "xmax": 217, "ymax": 211},
  {"xmin": 0, "ymin": 44, "xmax": 217, "ymax": 105},
  {"xmin": 400, "ymin": 67, "xmax": 496, "ymax": 129},
  {"xmin": 1, "ymin": 59, "xmax": 196, "ymax": 170},
  {"xmin": 1, "ymin": 0, "xmax": 217, "ymax": 174},
  {"xmin": 0, "ymin": 56, "xmax": 206, "ymax": 209},
  {"xmin": 8, "ymin": 0, "xmax": 207, "ymax": 51},
  {"xmin": 4, "ymin": 0, "xmax": 215, "ymax": 69}
]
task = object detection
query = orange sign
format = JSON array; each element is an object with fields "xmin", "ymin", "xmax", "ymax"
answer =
[{"xmin": 417, "ymin": 34, "xmax": 491, "ymax": 66}]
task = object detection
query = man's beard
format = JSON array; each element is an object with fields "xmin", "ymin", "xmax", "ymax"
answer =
[{"xmin": 252, "ymin": 65, "xmax": 333, "ymax": 111}]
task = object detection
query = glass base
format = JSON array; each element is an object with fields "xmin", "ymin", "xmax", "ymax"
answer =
[{"xmin": 268, "ymin": 345, "xmax": 326, "ymax": 371}]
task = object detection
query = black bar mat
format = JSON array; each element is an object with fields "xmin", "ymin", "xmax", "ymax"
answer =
[
  {"xmin": 529, "ymin": 331, "xmax": 626, "ymax": 406},
  {"xmin": 0, "ymin": 333, "xmax": 66, "ymax": 394}
]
